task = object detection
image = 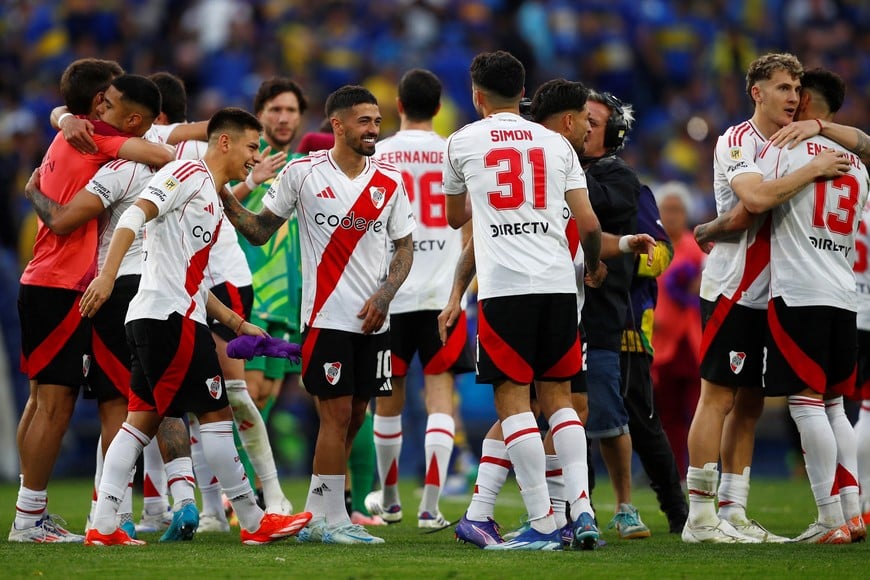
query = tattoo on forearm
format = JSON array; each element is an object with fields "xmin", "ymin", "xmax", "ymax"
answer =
[
  {"xmin": 27, "ymin": 186, "xmax": 62, "ymax": 228},
  {"xmin": 376, "ymin": 235, "xmax": 413, "ymax": 311},
  {"xmin": 221, "ymin": 192, "xmax": 282, "ymax": 245},
  {"xmin": 157, "ymin": 418, "xmax": 191, "ymax": 461},
  {"xmin": 453, "ymin": 243, "xmax": 477, "ymax": 296}
]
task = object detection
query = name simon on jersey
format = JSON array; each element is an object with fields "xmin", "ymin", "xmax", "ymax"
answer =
[
  {"xmin": 379, "ymin": 150, "xmax": 444, "ymax": 165},
  {"xmin": 315, "ymin": 211, "xmax": 383, "ymax": 232},
  {"xmin": 491, "ymin": 221, "xmax": 549, "ymax": 237},
  {"xmin": 809, "ymin": 235, "xmax": 851, "ymax": 258},
  {"xmin": 491, "ymin": 129, "xmax": 533, "ymax": 142}
]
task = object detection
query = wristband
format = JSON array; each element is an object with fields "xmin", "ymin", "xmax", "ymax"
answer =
[
  {"xmin": 815, "ymin": 118, "xmax": 824, "ymax": 133},
  {"xmin": 235, "ymin": 317, "xmax": 245, "ymax": 335},
  {"xmin": 58, "ymin": 112, "xmax": 73, "ymax": 127},
  {"xmin": 245, "ymin": 172, "xmax": 257, "ymax": 190},
  {"xmin": 619, "ymin": 235, "xmax": 633, "ymax": 253}
]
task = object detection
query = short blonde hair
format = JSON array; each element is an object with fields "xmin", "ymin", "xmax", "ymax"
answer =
[{"xmin": 745, "ymin": 53, "xmax": 803, "ymax": 99}]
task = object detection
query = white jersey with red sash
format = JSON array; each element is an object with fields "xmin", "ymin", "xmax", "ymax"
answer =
[
  {"xmin": 126, "ymin": 159, "xmax": 222, "ymax": 325},
  {"xmin": 263, "ymin": 149, "xmax": 416, "ymax": 334}
]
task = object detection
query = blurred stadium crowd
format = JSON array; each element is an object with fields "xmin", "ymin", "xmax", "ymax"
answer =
[{"xmin": 0, "ymin": 0, "xmax": 869, "ymax": 478}]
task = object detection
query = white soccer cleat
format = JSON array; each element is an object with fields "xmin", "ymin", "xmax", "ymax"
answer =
[
  {"xmin": 198, "ymin": 513, "xmax": 231, "ymax": 533},
  {"xmin": 8, "ymin": 515, "xmax": 85, "ymax": 543},
  {"xmin": 418, "ymin": 511, "xmax": 451, "ymax": 529},
  {"xmin": 790, "ymin": 521, "xmax": 851, "ymax": 544},
  {"xmin": 135, "ymin": 508, "xmax": 173, "ymax": 533},
  {"xmin": 364, "ymin": 490, "xmax": 403, "ymax": 524},
  {"xmin": 722, "ymin": 516, "xmax": 788, "ymax": 543},
  {"xmin": 265, "ymin": 496, "xmax": 293, "ymax": 516},
  {"xmin": 682, "ymin": 518, "xmax": 761, "ymax": 543},
  {"xmin": 322, "ymin": 522, "xmax": 385, "ymax": 545}
]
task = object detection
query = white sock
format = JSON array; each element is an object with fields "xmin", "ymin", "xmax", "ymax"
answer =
[
  {"xmin": 789, "ymin": 396, "xmax": 842, "ymax": 525},
  {"xmin": 419, "ymin": 413, "xmax": 454, "ymax": 516},
  {"xmin": 548, "ymin": 407, "xmax": 593, "ymax": 520},
  {"xmin": 467, "ymin": 438, "xmax": 510, "ymax": 522},
  {"xmin": 373, "ymin": 414, "xmax": 402, "ymax": 507},
  {"xmin": 89, "ymin": 436, "xmax": 104, "ymax": 527},
  {"xmin": 165, "ymin": 457, "xmax": 196, "ymax": 511},
  {"xmin": 687, "ymin": 463, "xmax": 719, "ymax": 525},
  {"xmin": 826, "ymin": 397, "xmax": 860, "ymax": 520},
  {"xmin": 14, "ymin": 484, "xmax": 47, "ymax": 530},
  {"xmin": 199, "ymin": 420, "xmax": 263, "ymax": 532},
  {"xmin": 717, "ymin": 468, "xmax": 750, "ymax": 523},
  {"xmin": 119, "ymin": 468, "xmax": 135, "ymax": 522},
  {"xmin": 304, "ymin": 475, "xmax": 325, "ymax": 519},
  {"xmin": 502, "ymin": 412, "xmax": 553, "ymax": 532},
  {"xmin": 545, "ymin": 455, "xmax": 567, "ymax": 529},
  {"xmin": 189, "ymin": 414, "xmax": 224, "ymax": 517},
  {"xmin": 142, "ymin": 438, "xmax": 169, "ymax": 516},
  {"xmin": 856, "ymin": 400, "xmax": 870, "ymax": 514},
  {"xmin": 226, "ymin": 380, "xmax": 286, "ymax": 511},
  {"xmin": 320, "ymin": 474, "xmax": 350, "ymax": 527},
  {"xmin": 94, "ymin": 423, "xmax": 150, "ymax": 534}
]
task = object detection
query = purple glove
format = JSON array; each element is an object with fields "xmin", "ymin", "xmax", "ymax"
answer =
[{"xmin": 226, "ymin": 335, "xmax": 302, "ymax": 363}]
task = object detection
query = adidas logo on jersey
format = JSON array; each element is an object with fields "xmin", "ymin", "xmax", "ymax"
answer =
[
  {"xmin": 204, "ymin": 202, "xmax": 214, "ymax": 215},
  {"xmin": 324, "ymin": 362, "xmax": 342, "ymax": 385},
  {"xmin": 729, "ymin": 351, "xmax": 746, "ymax": 374},
  {"xmin": 316, "ymin": 186, "xmax": 336, "ymax": 199}
]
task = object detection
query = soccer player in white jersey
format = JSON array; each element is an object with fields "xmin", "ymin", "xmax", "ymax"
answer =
[
  {"xmin": 219, "ymin": 86, "xmax": 416, "ymax": 545},
  {"xmin": 760, "ymin": 69, "xmax": 869, "ymax": 544},
  {"xmin": 79, "ymin": 108, "xmax": 313, "ymax": 546},
  {"xmin": 443, "ymin": 51, "xmax": 603, "ymax": 551},
  {"xmin": 683, "ymin": 53, "xmax": 853, "ymax": 544},
  {"xmin": 855, "ymin": 203, "xmax": 870, "ymax": 526},
  {"xmin": 364, "ymin": 69, "xmax": 473, "ymax": 529}
]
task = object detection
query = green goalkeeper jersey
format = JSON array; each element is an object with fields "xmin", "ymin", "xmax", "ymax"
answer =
[{"xmin": 237, "ymin": 140, "xmax": 303, "ymax": 330}]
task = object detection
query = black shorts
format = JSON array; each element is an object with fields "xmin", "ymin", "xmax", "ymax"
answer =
[
  {"xmin": 477, "ymin": 293, "xmax": 580, "ymax": 385},
  {"xmin": 764, "ymin": 297, "xmax": 856, "ymax": 398},
  {"xmin": 857, "ymin": 330, "xmax": 870, "ymax": 400},
  {"xmin": 390, "ymin": 310, "xmax": 474, "ymax": 377},
  {"xmin": 126, "ymin": 313, "xmax": 227, "ymax": 418},
  {"xmin": 18, "ymin": 284, "xmax": 90, "ymax": 388},
  {"xmin": 208, "ymin": 282, "xmax": 253, "ymax": 342},
  {"xmin": 85, "ymin": 274, "xmax": 140, "ymax": 402},
  {"xmin": 301, "ymin": 327, "xmax": 392, "ymax": 400},
  {"xmin": 699, "ymin": 297, "xmax": 765, "ymax": 388}
]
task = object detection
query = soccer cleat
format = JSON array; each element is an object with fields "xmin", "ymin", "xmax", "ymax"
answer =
[
  {"xmin": 572, "ymin": 512, "xmax": 600, "ymax": 550},
  {"xmin": 120, "ymin": 520, "xmax": 138, "ymax": 540},
  {"xmin": 560, "ymin": 523, "xmax": 574, "ymax": 547},
  {"xmin": 483, "ymin": 525, "xmax": 562, "ymax": 551},
  {"xmin": 8, "ymin": 515, "xmax": 85, "ymax": 543},
  {"xmin": 454, "ymin": 513, "xmax": 504, "ymax": 548},
  {"xmin": 159, "ymin": 503, "xmax": 199, "ymax": 542},
  {"xmin": 502, "ymin": 521, "xmax": 530, "ymax": 541},
  {"xmin": 723, "ymin": 516, "xmax": 788, "ymax": 543},
  {"xmin": 84, "ymin": 527, "xmax": 146, "ymax": 546},
  {"xmin": 682, "ymin": 518, "xmax": 761, "ymax": 543},
  {"xmin": 608, "ymin": 503, "xmax": 651, "ymax": 539},
  {"xmin": 351, "ymin": 511, "xmax": 387, "ymax": 526},
  {"xmin": 418, "ymin": 511, "xmax": 451, "ymax": 530},
  {"xmin": 791, "ymin": 521, "xmax": 851, "ymax": 544},
  {"xmin": 198, "ymin": 513, "xmax": 231, "ymax": 533},
  {"xmin": 296, "ymin": 517, "xmax": 327, "ymax": 543},
  {"xmin": 241, "ymin": 511, "xmax": 313, "ymax": 545},
  {"xmin": 135, "ymin": 508, "xmax": 172, "ymax": 533},
  {"xmin": 364, "ymin": 490, "xmax": 402, "ymax": 523},
  {"xmin": 266, "ymin": 495, "xmax": 293, "ymax": 516},
  {"xmin": 322, "ymin": 523, "xmax": 385, "ymax": 545},
  {"xmin": 848, "ymin": 515, "xmax": 866, "ymax": 543}
]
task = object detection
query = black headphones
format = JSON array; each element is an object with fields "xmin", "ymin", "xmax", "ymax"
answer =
[{"xmin": 600, "ymin": 92, "xmax": 628, "ymax": 152}]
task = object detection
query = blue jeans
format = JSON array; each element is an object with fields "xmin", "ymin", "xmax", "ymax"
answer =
[{"xmin": 585, "ymin": 348, "xmax": 630, "ymax": 439}]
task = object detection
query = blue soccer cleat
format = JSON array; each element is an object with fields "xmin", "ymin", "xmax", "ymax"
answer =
[
  {"xmin": 483, "ymin": 525, "xmax": 562, "ymax": 551},
  {"xmin": 572, "ymin": 512, "xmax": 600, "ymax": 550},
  {"xmin": 160, "ymin": 502, "xmax": 199, "ymax": 542},
  {"xmin": 455, "ymin": 513, "xmax": 504, "ymax": 548}
]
